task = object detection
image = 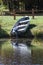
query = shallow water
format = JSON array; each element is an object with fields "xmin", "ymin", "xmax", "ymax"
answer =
[{"xmin": 0, "ymin": 39, "xmax": 43, "ymax": 65}]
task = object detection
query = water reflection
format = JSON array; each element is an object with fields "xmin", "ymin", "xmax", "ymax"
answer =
[
  {"xmin": 32, "ymin": 49, "xmax": 43, "ymax": 65},
  {"xmin": 0, "ymin": 39, "xmax": 43, "ymax": 65},
  {"xmin": 11, "ymin": 39, "xmax": 31, "ymax": 65}
]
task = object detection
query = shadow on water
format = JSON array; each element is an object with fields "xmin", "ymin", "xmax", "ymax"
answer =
[
  {"xmin": 0, "ymin": 38, "xmax": 43, "ymax": 65},
  {"xmin": 0, "ymin": 27, "xmax": 9, "ymax": 38}
]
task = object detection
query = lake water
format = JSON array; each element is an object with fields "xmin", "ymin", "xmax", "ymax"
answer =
[{"xmin": 0, "ymin": 38, "xmax": 43, "ymax": 65}]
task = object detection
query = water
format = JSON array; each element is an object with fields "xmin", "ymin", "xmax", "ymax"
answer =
[{"xmin": 0, "ymin": 38, "xmax": 43, "ymax": 65}]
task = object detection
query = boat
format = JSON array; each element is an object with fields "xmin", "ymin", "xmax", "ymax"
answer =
[{"xmin": 11, "ymin": 16, "xmax": 30, "ymax": 37}]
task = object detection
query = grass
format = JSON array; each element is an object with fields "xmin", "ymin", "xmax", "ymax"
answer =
[
  {"xmin": 0, "ymin": 16, "xmax": 23, "ymax": 37},
  {"xmin": 30, "ymin": 16, "xmax": 43, "ymax": 36},
  {"xmin": 0, "ymin": 16, "xmax": 43, "ymax": 37}
]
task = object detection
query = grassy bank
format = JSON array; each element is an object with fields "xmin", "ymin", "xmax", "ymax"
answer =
[
  {"xmin": 30, "ymin": 16, "xmax": 43, "ymax": 37},
  {"xmin": 0, "ymin": 16, "xmax": 43, "ymax": 37}
]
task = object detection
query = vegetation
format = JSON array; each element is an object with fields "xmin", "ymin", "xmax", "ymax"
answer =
[
  {"xmin": 0, "ymin": 16, "xmax": 23, "ymax": 37},
  {"xmin": 0, "ymin": 16, "xmax": 43, "ymax": 37},
  {"xmin": 31, "ymin": 16, "xmax": 43, "ymax": 37}
]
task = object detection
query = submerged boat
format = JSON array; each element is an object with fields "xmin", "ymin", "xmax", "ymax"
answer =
[{"xmin": 11, "ymin": 16, "xmax": 30, "ymax": 37}]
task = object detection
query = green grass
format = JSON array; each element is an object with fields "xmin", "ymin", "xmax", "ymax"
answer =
[
  {"xmin": 30, "ymin": 16, "xmax": 43, "ymax": 37},
  {"xmin": 0, "ymin": 16, "xmax": 23, "ymax": 37},
  {"xmin": 0, "ymin": 16, "xmax": 43, "ymax": 37}
]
